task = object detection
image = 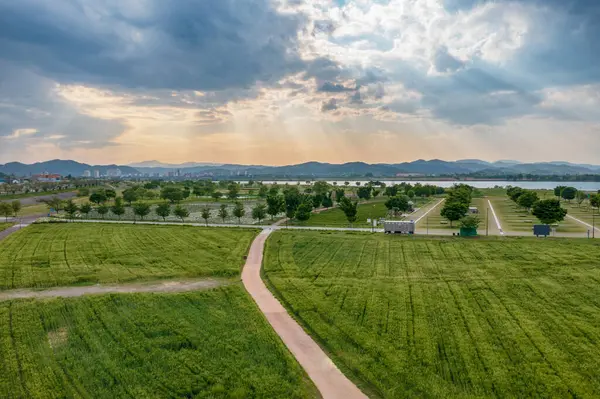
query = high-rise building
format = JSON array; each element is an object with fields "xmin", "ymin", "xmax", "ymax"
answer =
[
  {"xmin": 94, "ymin": 170, "xmax": 100, "ymax": 178},
  {"xmin": 83, "ymin": 170, "xmax": 91, "ymax": 177}
]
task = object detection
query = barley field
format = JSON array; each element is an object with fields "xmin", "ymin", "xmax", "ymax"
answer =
[
  {"xmin": 264, "ymin": 230, "xmax": 600, "ymax": 398},
  {"xmin": 0, "ymin": 223, "xmax": 258, "ymax": 289},
  {"xmin": 0, "ymin": 286, "xmax": 317, "ymax": 398}
]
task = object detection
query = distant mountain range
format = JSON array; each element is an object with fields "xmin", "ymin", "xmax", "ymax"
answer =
[
  {"xmin": 0, "ymin": 160, "xmax": 138, "ymax": 177},
  {"xmin": 2, "ymin": 159, "xmax": 600, "ymax": 178}
]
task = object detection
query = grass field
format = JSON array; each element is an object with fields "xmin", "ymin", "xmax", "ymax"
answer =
[
  {"xmin": 264, "ymin": 230, "xmax": 600, "ymax": 398},
  {"xmin": 562, "ymin": 201, "xmax": 600, "ymax": 227},
  {"xmin": 0, "ymin": 286, "xmax": 317, "ymax": 398},
  {"xmin": 0, "ymin": 223, "xmax": 258, "ymax": 289},
  {"xmin": 0, "ymin": 190, "xmax": 75, "ymax": 201},
  {"xmin": 415, "ymin": 198, "xmax": 487, "ymax": 231},
  {"xmin": 0, "ymin": 223, "xmax": 13, "ymax": 232},
  {"xmin": 292, "ymin": 197, "xmax": 433, "ymax": 228},
  {"xmin": 489, "ymin": 196, "xmax": 586, "ymax": 233}
]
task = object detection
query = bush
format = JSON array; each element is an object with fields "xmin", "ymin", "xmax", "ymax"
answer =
[{"xmin": 459, "ymin": 215, "xmax": 480, "ymax": 229}]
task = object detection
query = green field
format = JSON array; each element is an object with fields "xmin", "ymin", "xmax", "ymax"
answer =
[
  {"xmin": 415, "ymin": 198, "xmax": 487, "ymax": 231},
  {"xmin": 0, "ymin": 224, "xmax": 258, "ymax": 289},
  {"xmin": 264, "ymin": 231, "xmax": 600, "ymax": 398},
  {"xmin": 489, "ymin": 196, "xmax": 586, "ymax": 233},
  {"xmin": 0, "ymin": 223, "xmax": 13, "ymax": 232},
  {"xmin": 292, "ymin": 197, "xmax": 433, "ymax": 228},
  {"xmin": 0, "ymin": 286, "xmax": 317, "ymax": 398}
]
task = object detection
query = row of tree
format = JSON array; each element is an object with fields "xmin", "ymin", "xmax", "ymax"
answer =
[
  {"xmin": 0, "ymin": 200, "xmax": 22, "ymax": 221},
  {"xmin": 440, "ymin": 184, "xmax": 474, "ymax": 227},
  {"xmin": 507, "ymin": 187, "xmax": 567, "ymax": 224}
]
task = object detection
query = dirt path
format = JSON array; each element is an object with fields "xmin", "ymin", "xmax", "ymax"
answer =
[
  {"xmin": 0, "ymin": 279, "xmax": 225, "ymax": 301},
  {"xmin": 242, "ymin": 229, "xmax": 367, "ymax": 399}
]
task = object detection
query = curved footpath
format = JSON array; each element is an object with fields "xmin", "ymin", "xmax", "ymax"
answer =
[{"xmin": 241, "ymin": 229, "xmax": 367, "ymax": 399}]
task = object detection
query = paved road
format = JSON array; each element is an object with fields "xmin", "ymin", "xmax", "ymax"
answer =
[
  {"xmin": 0, "ymin": 191, "xmax": 76, "ymax": 206},
  {"xmin": 0, "ymin": 279, "xmax": 225, "ymax": 301},
  {"xmin": 0, "ymin": 216, "xmax": 39, "ymax": 241},
  {"xmin": 242, "ymin": 229, "xmax": 367, "ymax": 399}
]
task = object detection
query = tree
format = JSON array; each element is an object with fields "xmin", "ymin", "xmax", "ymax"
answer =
[
  {"xmin": 252, "ymin": 204, "xmax": 267, "ymax": 223},
  {"xmin": 211, "ymin": 191, "xmax": 223, "ymax": 201},
  {"xmin": 64, "ymin": 200, "xmax": 79, "ymax": 220},
  {"xmin": 517, "ymin": 191, "xmax": 539, "ymax": 212},
  {"xmin": 123, "ymin": 188, "xmax": 140, "ymax": 205},
  {"xmin": 227, "ymin": 183, "xmax": 240, "ymax": 201},
  {"xmin": 268, "ymin": 185, "xmax": 280, "ymax": 197},
  {"xmin": 173, "ymin": 205, "xmax": 190, "ymax": 222},
  {"xmin": 233, "ymin": 202, "xmax": 245, "ymax": 224},
  {"xmin": 407, "ymin": 190, "xmax": 415, "ymax": 200},
  {"xmin": 385, "ymin": 195, "xmax": 410, "ymax": 217},
  {"xmin": 561, "ymin": 187, "xmax": 577, "ymax": 202},
  {"xmin": 161, "ymin": 187, "xmax": 184, "ymax": 204},
  {"xmin": 0, "ymin": 203, "xmax": 12, "ymax": 221},
  {"xmin": 132, "ymin": 202, "xmax": 151, "ymax": 221},
  {"xmin": 576, "ymin": 191, "xmax": 587, "ymax": 207},
  {"xmin": 155, "ymin": 202, "xmax": 171, "ymax": 221},
  {"xmin": 311, "ymin": 194, "xmax": 323, "ymax": 208},
  {"xmin": 110, "ymin": 199, "xmax": 126, "ymax": 220},
  {"xmin": 532, "ymin": 199, "xmax": 567, "ymax": 224},
  {"xmin": 283, "ymin": 186, "xmax": 302, "ymax": 219},
  {"xmin": 554, "ymin": 185, "xmax": 568, "ymax": 199},
  {"xmin": 334, "ymin": 188, "xmax": 345, "ymax": 203},
  {"xmin": 590, "ymin": 194, "xmax": 600, "ymax": 213},
  {"xmin": 372, "ymin": 189, "xmax": 381, "ymax": 198},
  {"xmin": 80, "ymin": 203, "xmax": 92, "ymax": 219},
  {"xmin": 11, "ymin": 200, "xmax": 21, "ymax": 217},
  {"xmin": 97, "ymin": 204, "xmax": 109, "ymax": 219},
  {"xmin": 266, "ymin": 195, "xmax": 284, "ymax": 219},
  {"xmin": 258, "ymin": 185, "xmax": 268, "ymax": 198},
  {"xmin": 105, "ymin": 189, "xmax": 117, "ymax": 200},
  {"xmin": 312, "ymin": 181, "xmax": 330, "ymax": 196},
  {"xmin": 344, "ymin": 181, "xmax": 350, "ymax": 187},
  {"xmin": 89, "ymin": 191, "xmax": 107, "ymax": 205},
  {"xmin": 321, "ymin": 194, "xmax": 333, "ymax": 209},
  {"xmin": 338, "ymin": 197, "xmax": 358, "ymax": 226},
  {"xmin": 218, "ymin": 204, "xmax": 229, "ymax": 223},
  {"xmin": 295, "ymin": 203, "xmax": 312, "ymax": 222},
  {"xmin": 357, "ymin": 186, "xmax": 372, "ymax": 201},
  {"xmin": 385, "ymin": 185, "xmax": 400, "ymax": 197},
  {"xmin": 459, "ymin": 215, "xmax": 480, "ymax": 229},
  {"xmin": 199, "ymin": 207, "xmax": 211, "ymax": 225},
  {"xmin": 440, "ymin": 201, "xmax": 468, "ymax": 227}
]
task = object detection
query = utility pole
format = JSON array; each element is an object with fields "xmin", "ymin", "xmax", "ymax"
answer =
[
  {"xmin": 426, "ymin": 216, "xmax": 429, "ymax": 235},
  {"xmin": 594, "ymin": 212, "xmax": 596, "ymax": 239},
  {"xmin": 486, "ymin": 208, "xmax": 489, "ymax": 236}
]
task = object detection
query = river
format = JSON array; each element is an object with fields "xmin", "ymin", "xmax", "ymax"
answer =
[{"xmin": 235, "ymin": 180, "xmax": 600, "ymax": 191}]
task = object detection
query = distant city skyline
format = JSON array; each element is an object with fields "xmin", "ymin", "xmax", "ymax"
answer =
[{"xmin": 1, "ymin": 0, "xmax": 600, "ymax": 165}]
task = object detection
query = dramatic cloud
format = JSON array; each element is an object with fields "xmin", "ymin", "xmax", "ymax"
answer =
[{"xmin": 1, "ymin": 0, "xmax": 600, "ymax": 164}]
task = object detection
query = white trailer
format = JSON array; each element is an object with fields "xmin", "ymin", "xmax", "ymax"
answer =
[{"xmin": 384, "ymin": 221, "xmax": 415, "ymax": 234}]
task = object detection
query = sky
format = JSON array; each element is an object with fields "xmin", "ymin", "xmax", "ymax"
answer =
[{"xmin": 1, "ymin": 0, "xmax": 600, "ymax": 166}]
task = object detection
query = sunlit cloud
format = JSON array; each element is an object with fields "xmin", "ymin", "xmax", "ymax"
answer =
[{"xmin": 1, "ymin": 0, "xmax": 600, "ymax": 165}]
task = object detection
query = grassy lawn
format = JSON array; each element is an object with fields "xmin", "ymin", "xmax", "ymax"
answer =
[
  {"xmin": 291, "ymin": 197, "xmax": 433, "ymax": 228},
  {"xmin": 415, "ymin": 198, "xmax": 486, "ymax": 231},
  {"xmin": 561, "ymin": 201, "xmax": 600, "ymax": 227},
  {"xmin": 489, "ymin": 196, "xmax": 586, "ymax": 233},
  {"xmin": 0, "ymin": 190, "xmax": 75, "ymax": 201},
  {"xmin": 0, "ymin": 223, "xmax": 258, "ymax": 289},
  {"xmin": 264, "ymin": 230, "xmax": 600, "ymax": 398},
  {"xmin": 0, "ymin": 286, "xmax": 317, "ymax": 398},
  {"xmin": 0, "ymin": 223, "xmax": 13, "ymax": 232}
]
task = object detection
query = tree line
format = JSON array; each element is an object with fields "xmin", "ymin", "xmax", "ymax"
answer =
[{"xmin": 506, "ymin": 187, "xmax": 567, "ymax": 224}]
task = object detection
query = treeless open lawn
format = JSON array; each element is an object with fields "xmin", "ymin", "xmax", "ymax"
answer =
[
  {"xmin": 0, "ymin": 223, "xmax": 258, "ymax": 289},
  {"xmin": 264, "ymin": 230, "xmax": 600, "ymax": 398},
  {"xmin": 0, "ymin": 286, "xmax": 318, "ymax": 398}
]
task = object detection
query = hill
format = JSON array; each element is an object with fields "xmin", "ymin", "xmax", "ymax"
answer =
[{"xmin": 0, "ymin": 160, "xmax": 138, "ymax": 177}]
